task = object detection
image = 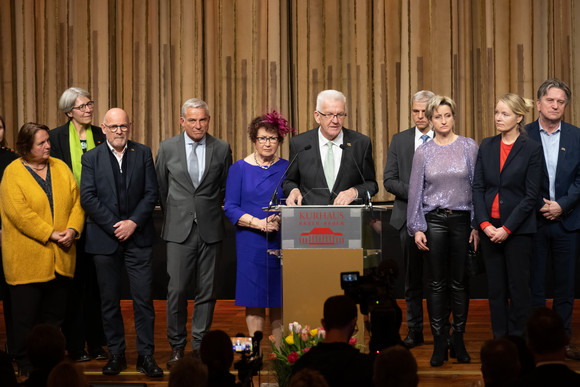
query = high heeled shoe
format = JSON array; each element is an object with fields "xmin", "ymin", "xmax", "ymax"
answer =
[
  {"xmin": 450, "ymin": 332, "xmax": 470, "ymax": 363},
  {"xmin": 430, "ymin": 335, "xmax": 449, "ymax": 367}
]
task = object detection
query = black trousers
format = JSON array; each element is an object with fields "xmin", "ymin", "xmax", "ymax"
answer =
[
  {"xmin": 9, "ymin": 276, "xmax": 69, "ymax": 369},
  {"xmin": 481, "ymin": 219, "xmax": 532, "ymax": 338},
  {"xmin": 425, "ymin": 210, "xmax": 470, "ymax": 336},
  {"xmin": 93, "ymin": 240, "xmax": 155, "ymax": 356},
  {"xmin": 400, "ymin": 226, "xmax": 426, "ymax": 333},
  {"xmin": 62, "ymin": 233, "xmax": 106, "ymax": 354}
]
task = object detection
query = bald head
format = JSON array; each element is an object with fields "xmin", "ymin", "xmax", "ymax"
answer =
[{"xmin": 101, "ymin": 108, "xmax": 131, "ymax": 152}]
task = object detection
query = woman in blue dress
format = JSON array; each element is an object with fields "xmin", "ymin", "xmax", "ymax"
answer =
[{"xmin": 225, "ymin": 111, "xmax": 293, "ymax": 342}]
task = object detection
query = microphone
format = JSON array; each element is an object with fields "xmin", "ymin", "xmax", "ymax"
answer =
[
  {"xmin": 268, "ymin": 144, "xmax": 312, "ymax": 209},
  {"xmin": 339, "ymin": 143, "xmax": 372, "ymax": 208}
]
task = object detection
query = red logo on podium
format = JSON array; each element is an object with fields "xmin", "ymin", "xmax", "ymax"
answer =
[{"xmin": 299, "ymin": 228, "xmax": 345, "ymax": 245}]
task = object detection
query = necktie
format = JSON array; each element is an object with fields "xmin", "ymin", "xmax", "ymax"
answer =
[
  {"xmin": 189, "ymin": 142, "xmax": 199, "ymax": 188},
  {"xmin": 421, "ymin": 134, "xmax": 430, "ymax": 144},
  {"xmin": 324, "ymin": 141, "xmax": 335, "ymax": 190}
]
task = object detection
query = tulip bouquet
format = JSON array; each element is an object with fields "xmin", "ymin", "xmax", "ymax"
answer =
[{"xmin": 269, "ymin": 322, "xmax": 326, "ymax": 387}]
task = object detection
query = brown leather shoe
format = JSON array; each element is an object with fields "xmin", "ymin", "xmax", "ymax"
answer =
[
  {"xmin": 166, "ymin": 347, "xmax": 184, "ymax": 369},
  {"xmin": 565, "ymin": 344, "xmax": 580, "ymax": 360}
]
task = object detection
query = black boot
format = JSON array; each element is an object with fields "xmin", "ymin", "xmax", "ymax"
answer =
[
  {"xmin": 430, "ymin": 335, "xmax": 448, "ymax": 367},
  {"xmin": 450, "ymin": 332, "xmax": 470, "ymax": 363}
]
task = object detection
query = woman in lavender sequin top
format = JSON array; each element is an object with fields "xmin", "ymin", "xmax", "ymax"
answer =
[{"xmin": 407, "ymin": 96, "xmax": 479, "ymax": 367}]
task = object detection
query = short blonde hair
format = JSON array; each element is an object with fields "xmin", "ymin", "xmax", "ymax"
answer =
[
  {"xmin": 426, "ymin": 95, "xmax": 456, "ymax": 121},
  {"xmin": 497, "ymin": 93, "xmax": 534, "ymax": 132}
]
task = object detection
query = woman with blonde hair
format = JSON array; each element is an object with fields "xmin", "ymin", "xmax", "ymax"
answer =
[{"xmin": 473, "ymin": 93, "xmax": 543, "ymax": 338}]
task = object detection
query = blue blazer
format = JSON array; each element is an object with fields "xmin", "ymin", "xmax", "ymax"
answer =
[
  {"xmin": 80, "ymin": 141, "xmax": 159, "ymax": 255},
  {"xmin": 526, "ymin": 120, "xmax": 580, "ymax": 231},
  {"xmin": 473, "ymin": 133, "xmax": 543, "ymax": 234}
]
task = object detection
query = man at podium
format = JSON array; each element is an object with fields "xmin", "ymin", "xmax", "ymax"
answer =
[{"xmin": 283, "ymin": 89, "xmax": 378, "ymax": 206}]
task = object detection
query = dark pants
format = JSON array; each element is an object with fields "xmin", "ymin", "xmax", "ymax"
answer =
[
  {"xmin": 9, "ymin": 277, "xmax": 69, "ymax": 370},
  {"xmin": 481, "ymin": 219, "xmax": 532, "ymax": 338},
  {"xmin": 62, "ymin": 233, "xmax": 106, "ymax": 354},
  {"xmin": 166, "ymin": 222, "xmax": 220, "ymax": 350},
  {"xmin": 531, "ymin": 221, "xmax": 578, "ymax": 336},
  {"xmin": 93, "ymin": 240, "xmax": 155, "ymax": 356},
  {"xmin": 0, "ymin": 251, "xmax": 15, "ymax": 356},
  {"xmin": 400, "ymin": 226, "xmax": 425, "ymax": 333},
  {"xmin": 425, "ymin": 210, "xmax": 470, "ymax": 336}
]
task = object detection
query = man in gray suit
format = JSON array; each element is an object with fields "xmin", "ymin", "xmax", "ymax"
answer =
[
  {"xmin": 155, "ymin": 98, "xmax": 232, "ymax": 368},
  {"xmin": 383, "ymin": 90, "xmax": 434, "ymax": 348}
]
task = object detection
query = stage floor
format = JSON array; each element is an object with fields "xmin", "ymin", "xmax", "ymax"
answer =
[{"xmin": 3, "ymin": 299, "xmax": 580, "ymax": 386}]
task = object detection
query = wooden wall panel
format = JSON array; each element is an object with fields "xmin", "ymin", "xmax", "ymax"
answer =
[{"xmin": 1, "ymin": 0, "xmax": 580, "ymax": 201}]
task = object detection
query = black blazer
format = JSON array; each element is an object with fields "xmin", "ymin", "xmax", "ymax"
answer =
[
  {"xmin": 383, "ymin": 127, "xmax": 415, "ymax": 231},
  {"xmin": 527, "ymin": 120, "xmax": 580, "ymax": 231},
  {"xmin": 282, "ymin": 127, "xmax": 378, "ymax": 205},
  {"xmin": 49, "ymin": 122, "xmax": 106, "ymax": 169},
  {"xmin": 80, "ymin": 140, "xmax": 158, "ymax": 255},
  {"xmin": 472, "ymin": 134, "xmax": 543, "ymax": 234}
]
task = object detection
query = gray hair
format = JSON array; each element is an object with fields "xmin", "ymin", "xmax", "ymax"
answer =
[
  {"xmin": 181, "ymin": 98, "xmax": 210, "ymax": 117},
  {"xmin": 536, "ymin": 78, "xmax": 571, "ymax": 104},
  {"xmin": 316, "ymin": 90, "xmax": 347, "ymax": 112},
  {"xmin": 411, "ymin": 90, "xmax": 435, "ymax": 106},
  {"xmin": 58, "ymin": 87, "xmax": 91, "ymax": 114}
]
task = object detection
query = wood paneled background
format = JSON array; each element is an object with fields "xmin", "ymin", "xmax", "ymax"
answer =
[{"xmin": 1, "ymin": 0, "xmax": 578, "ymax": 201}]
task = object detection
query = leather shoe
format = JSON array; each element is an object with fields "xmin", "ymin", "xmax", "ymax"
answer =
[
  {"xmin": 403, "ymin": 331, "xmax": 424, "ymax": 348},
  {"xmin": 102, "ymin": 353, "xmax": 127, "ymax": 375},
  {"xmin": 137, "ymin": 355, "xmax": 164, "ymax": 377},
  {"xmin": 88, "ymin": 346, "xmax": 109, "ymax": 361},
  {"xmin": 69, "ymin": 350, "xmax": 91, "ymax": 362},
  {"xmin": 167, "ymin": 346, "xmax": 184, "ymax": 369},
  {"xmin": 565, "ymin": 344, "xmax": 580, "ymax": 361}
]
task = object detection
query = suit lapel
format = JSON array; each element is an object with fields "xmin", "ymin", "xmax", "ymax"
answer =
[
  {"xmin": 61, "ymin": 127, "xmax": 73, "ymax": 167},
  {"xmin": 556, "ymin": 123, "xmax": 570, "ymax": 180},
  {"xmin": 100, "ymin": 145, "xmax": 118, "ymax": 198},
  {"xmin": 124, "ymin": 141, "xmax": 135, "ymax": 188},
  {"xmin": 334, "ymin": 129, "xmax": 353, "ymax": 190},
  {"xmin": 199, "ymin": 134, "xmax": 214, "ymax": 187},
  {"xmin": 501, "ymin": 135, "xmax": 524, "ymax": 172}
]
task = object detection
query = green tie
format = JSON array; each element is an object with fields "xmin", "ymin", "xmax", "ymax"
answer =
[{"xmin": 324, "ymin": 141, "xmax": 335, "ymax": 190}]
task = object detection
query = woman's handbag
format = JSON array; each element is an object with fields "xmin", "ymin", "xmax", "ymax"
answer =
[{"xmin": 466, "ymin": 242, "xmax": 484, "ymax": 277}]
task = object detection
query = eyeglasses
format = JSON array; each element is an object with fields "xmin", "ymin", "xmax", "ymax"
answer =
[
  {"xmin": 71, "ymin": 101, "xmax": 95, "ymax": 112},
  {"xmin": 103, "ymin": 123, "xmax": 130, "ymax": 133},
  {"xmin": 256, "ymin": 136, "xmax": 279, "ymax": 144},
  {"xmin": 317, "ymin": 111, "xmax": 347, "ymax": 120}
]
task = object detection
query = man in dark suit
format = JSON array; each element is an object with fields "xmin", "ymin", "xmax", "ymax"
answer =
[
  {"xmin": 383, "ymin": 90, "xmax": 434, "ymax": 348},
  {"xmin": 526, "ymin": 78, "xmax": 580, "ymax": 360},
  {"xmin": 155, "ymin": 98, "xmax": 232, "ymax": 368},
  {"xmin": 515, "ymin": 307, "xmax": 580, "ymax": 386},
  {"xmin": 50, "ymin": 87, "xmax": 107, "ymax": 362},
  {"xmin": 80, "ymin": 108, "xmax": 163, "ymax": 377},
  {"xmin": 283, "ymin": 89, "xmax": 377, "ymax": 205}
]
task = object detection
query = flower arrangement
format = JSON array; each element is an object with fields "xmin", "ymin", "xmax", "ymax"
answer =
[{"xmin": 269, "ymin": 322, "xmax": 326, "ymax": 387}]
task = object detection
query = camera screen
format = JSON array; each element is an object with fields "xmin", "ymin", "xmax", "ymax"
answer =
[
  {"xmin": 341, "ymin": 272, "xmax": 359, "ymax": 283},
  {"xmin": 231, "ymin": 337, "xmax": 253, "ymax": 353}
]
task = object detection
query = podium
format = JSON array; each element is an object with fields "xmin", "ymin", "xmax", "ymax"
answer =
[{"xmin": 279, "ymin": 205, "xmax": 388, "ymax": 347}]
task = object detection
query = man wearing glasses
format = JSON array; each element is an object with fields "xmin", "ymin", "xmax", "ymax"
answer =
[
  {"xmin": 80, "ymin": 108, "xmax": 163, "ymax": 377},
  {"xmin": 283, "ymin": 89, "xmax": 378, "ymax": 205}
]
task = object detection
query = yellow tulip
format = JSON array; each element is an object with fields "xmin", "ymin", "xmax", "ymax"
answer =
[
  {"xmin": 310, "ymin": 328, "xmax": 318, "ymax": 337},
  {"xmin": 285, "ymin": 335, "xmax": 294, "ymax": 345}
]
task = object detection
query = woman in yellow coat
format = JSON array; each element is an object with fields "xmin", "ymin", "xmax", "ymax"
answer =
[{"xmin": 0, "ymin": 122, "xmax": 84, "ymax": 375}]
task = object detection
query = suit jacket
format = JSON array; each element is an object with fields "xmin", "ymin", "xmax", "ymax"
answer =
[
  {"xmin": 526, "ymin": 120, "xmax": 580, "ymax": 231},
  {"xmin": 80, "ymin": 141, "xmax": 158, "ymax": 255},
  {"xmin": 155, "ymin": 133, "xmax": 232, "ymax": 244},
  {"xmin": 383, "ymin": 127, "xmax": 416, "ymax": 231},
  {"xmin": 49, "ymin": 122, "xmax": 106, "ymax": 169},
  {"xmin": 472, "ymin": 134, "xmax": 543, "ymax": 234},
  {"xmin": 282, "ymin": 127, "xmax": 378, "ymax": 205}
]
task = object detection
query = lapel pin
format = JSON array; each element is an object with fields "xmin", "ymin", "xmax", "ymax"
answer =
[
  {"xmin": 346, "ymin": 142, "xmax": 352, "ymax": 147},
  {"xmin": 561, "ymin": 147, "xmax": 566, "ymax": 151}
]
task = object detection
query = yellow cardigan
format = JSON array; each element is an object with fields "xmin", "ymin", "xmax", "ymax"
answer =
[{"xmin": 0, "ymin": 157, "xmax": 84, "ymax": 285}]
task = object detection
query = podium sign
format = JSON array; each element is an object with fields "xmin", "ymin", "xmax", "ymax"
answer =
[{"xmin": 281, "ymin": 205, "xmax": 370, "ymax": 249}]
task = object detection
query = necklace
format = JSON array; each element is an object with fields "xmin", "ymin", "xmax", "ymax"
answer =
[
  {"xmin": 254, "ymin": 152, "xmax": 275, "ymax": 169},
  {"xmin": 23, "ymin": 160, "xmax": 48, "ymax": 171}
]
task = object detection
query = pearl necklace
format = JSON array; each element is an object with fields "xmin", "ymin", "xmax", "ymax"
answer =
[{"xmin": 254, "ymin": 152, "xmax": 275, "ymax": 169}]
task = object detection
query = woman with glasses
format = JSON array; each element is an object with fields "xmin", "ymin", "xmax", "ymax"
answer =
[
  {"xmin": 407, "ymin": 95, "xmax": 479, "ymax": 367},
  {"xmin": 49, "ymin": 87, "xmax": 107, "ymax": 362},
  {"xmin": 224, "ymin": 111, "xmax": 293, "ymax": 343}
]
